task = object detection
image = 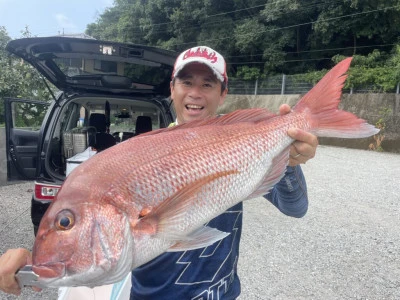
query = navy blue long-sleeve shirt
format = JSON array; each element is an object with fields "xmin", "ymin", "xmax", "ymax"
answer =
[{"xmin": 265, "ymin": 165, "xmax": 308, "ymax": 218}]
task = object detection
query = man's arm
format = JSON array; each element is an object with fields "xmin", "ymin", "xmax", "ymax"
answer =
[{"xmin": 264, "ymin": 165, "xmax": 308, "ymax": 218}]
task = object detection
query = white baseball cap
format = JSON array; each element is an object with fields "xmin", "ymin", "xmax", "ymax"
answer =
[{"xmin": 172, "ymin": 46, "xmax": 228, "ymax": 84}]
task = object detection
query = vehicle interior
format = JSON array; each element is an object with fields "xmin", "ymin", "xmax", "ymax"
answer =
[{"xmin": 47, "ymin": 96, "xmax": 172, "ymax": 177}]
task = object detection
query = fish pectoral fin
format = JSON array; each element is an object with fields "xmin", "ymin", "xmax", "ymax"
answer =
[
  {"xmin": 135, "ymin": 170, "xmax": 238, "ymax": 236},
  {"xmin": 167, "ymin": 226, "xmax": 230, "ymax": 252}
]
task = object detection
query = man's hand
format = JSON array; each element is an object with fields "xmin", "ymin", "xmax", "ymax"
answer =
[
  {"xmin": 279, "ymin": 104, "xmax": 319, "ymax": 166},
  {"xmin": 0, "ymin": 248, "xmax": 32, "ymax": 295}
]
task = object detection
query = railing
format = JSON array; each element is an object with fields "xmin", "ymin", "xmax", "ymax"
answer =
[{"xmin": 228, "ymin": 75, "xmax": 399, "ymax": 95}]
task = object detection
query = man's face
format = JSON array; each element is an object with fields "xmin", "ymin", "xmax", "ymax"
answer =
[{"xmin": 170, "ymin": 63, "xmax": 227, "ymax": 124}]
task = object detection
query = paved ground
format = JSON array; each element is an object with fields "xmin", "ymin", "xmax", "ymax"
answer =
[{"xmin": 0, "ymin": 146, "xmax": 399, "ymax": 300}]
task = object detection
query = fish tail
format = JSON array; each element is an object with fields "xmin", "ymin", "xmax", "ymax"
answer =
[{"xmin": 292, "ymin": 57, "xmax": 379, "ymax": 138}]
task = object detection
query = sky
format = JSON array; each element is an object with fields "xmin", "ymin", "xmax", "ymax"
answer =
[{"xmin": 0, "ymin": 0, "xmax": 114, "ymax": 39}]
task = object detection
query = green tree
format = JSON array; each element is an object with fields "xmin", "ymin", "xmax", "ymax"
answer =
[
  {"xmin": 0, "ymin": 26, "xmax": 54, "ymax": 126},
  {"xmin": 256, "ymin": 0, "xmax": 325, "ymax": 73},
  {"xmin": 85, "ymin": 0, "xmax": 400, "ymax": 83},
  {"xmin": 389, "ymin": 44, "xmax": 400, "ymax": 85},
  {"xmin": 313, "ymin": 0, "xmax": 400, "ymax": 54}
]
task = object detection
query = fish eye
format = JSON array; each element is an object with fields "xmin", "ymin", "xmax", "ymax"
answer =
[{"xmin": 55, "ymin": 210, "xmax": 75, "ymax": 231}]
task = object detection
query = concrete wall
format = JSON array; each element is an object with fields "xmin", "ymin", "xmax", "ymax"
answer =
[{"xmin": 219, "ymin": 93, "xmax": 400, "ymax": 120}]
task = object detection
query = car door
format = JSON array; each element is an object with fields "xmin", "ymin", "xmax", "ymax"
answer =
[{"xmin": 4, "ymin": 98, "xmax": 49, "ymax": 180}]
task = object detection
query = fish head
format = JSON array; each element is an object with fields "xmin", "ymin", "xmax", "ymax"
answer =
[{"xmin": 31, "ymin": 186, "xmax": 135, "ymax": 287}]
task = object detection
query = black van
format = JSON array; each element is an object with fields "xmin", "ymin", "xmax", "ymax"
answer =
[{"xmin": 4, "ymin": 36, "xmax": 177, "ymax": 234}]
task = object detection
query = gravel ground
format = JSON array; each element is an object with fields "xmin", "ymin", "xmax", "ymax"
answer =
[
  {"xmin": 238, "ymin": 146, "xmax": 400, "ymax": 300},
  {"xmin": 0, "ymin": 145, "xmax": 399, "ymax": 300}
]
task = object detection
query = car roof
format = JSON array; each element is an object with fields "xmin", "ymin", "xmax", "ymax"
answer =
[{"xmin": 6, "ymin": 36, "xmax": 177, "ymax": 96}]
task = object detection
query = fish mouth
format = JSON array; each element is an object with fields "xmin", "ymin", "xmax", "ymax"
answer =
[
  {"xmin": 32, "ymin": 262, "xmax": 66, "ymax": 279},
  {"xmin": 185, "ymin": 104, "xmax": 204, "ymax": 111}
]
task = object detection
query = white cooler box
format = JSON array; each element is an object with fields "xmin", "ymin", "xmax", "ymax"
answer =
[
  {"xmin": 58, "ymin": 273, "xmax": 132, "ymax": 300},
  {"xmin": 66, "ymin": 147, "xmax": 97, "ymax": 176}
]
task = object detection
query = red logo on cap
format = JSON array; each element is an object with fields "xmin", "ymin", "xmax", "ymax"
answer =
[{"xmin": 183, "ymin": 48, "xmax": 218, "ymax": 63}]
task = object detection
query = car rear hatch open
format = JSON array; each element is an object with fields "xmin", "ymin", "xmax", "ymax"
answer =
[{"xmin": 6, "ymin": 36, "xmax": 177, "ymax": 96}]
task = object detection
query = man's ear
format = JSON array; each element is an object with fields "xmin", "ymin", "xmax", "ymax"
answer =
[
  {"xmin": 219, "ymin": 88, "xmax": 228, "ymax": 106},
  {"xmin": 170, "ymin": 81, "xmax": 175, "ymax": 98}
]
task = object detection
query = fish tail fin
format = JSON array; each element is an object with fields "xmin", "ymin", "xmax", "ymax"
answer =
[{"xmin": 292, "ymin": 57, "xmax": 379, "ymax": 138}]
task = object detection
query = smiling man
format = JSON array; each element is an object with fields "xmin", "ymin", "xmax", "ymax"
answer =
[
  {"xmin": 129, "ymin": 46, "xmax": 318, "ymax": 299},
  {"xmin": 170, "ymin": 46, "xmax": 228, "ymax": 124}
]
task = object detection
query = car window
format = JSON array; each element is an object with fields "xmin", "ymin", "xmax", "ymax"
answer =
[
  {"xmin": 10, "ymin": 101, "xmax": 48, "ymax": 130},
  {"xmin": 54, "ymin": 57, "xmax": 172, "ymax": 90},
  {"xmin": 110, "ymin": 111, "xmax": 161, "ymax": 132}
]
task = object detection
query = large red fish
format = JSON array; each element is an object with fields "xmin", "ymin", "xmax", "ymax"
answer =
[{"xmin": 32, "ymin": 57, "xmax": 378, "ymax": 287}]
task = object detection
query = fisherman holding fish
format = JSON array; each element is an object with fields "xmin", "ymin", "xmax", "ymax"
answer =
[{"xmin": 0, "ymin": 46, "xmax": 318, "ymax": 298}]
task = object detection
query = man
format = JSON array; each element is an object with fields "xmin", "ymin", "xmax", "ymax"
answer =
[
  {"xmin": 129, "ymin": 46, "xmax": 317, "ymax": 299},
  {"xmin": 0, "ymin": 46, "xmax": 317, "ymax": 299}
]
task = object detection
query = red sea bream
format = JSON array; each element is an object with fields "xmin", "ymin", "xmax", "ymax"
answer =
[{"xmin": 32, "ymin": 57, "xmax": 379, "ymax": 287}]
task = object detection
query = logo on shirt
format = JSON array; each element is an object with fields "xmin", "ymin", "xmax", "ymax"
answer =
[{"xmin": 174, "ymin": 210, "xmax": 242, "ymax": 300}]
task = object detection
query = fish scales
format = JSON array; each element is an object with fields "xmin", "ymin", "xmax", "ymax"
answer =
[{"xmin": 120, "ymin": 117, "xmax": 290, "ymax": 213}]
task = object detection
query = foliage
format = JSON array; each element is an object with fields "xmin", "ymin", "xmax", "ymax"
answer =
[
  {"xmin": 84, "ymin": 0, "xmax": 400, "ymax": 88},
  {"xmin": 298, "ymin": 69, "xmax": 329, "ymax": 86},
  {"xmin": 285, "ymin": 49, "xmax": 400, "ymax": 92},
  {"xmin": 11, "ymin": 101, "xmax": 49, "ymax": 129},
  {"xmin": 369, "ymin": 107, "xmax": 392, "ymax": 152},
  {"xmin": 388, "ymin": 44, "xmax": 400, "ymax": 84},
  {"xmin": 236, "ymin": 66, "xmax": 264, "ymax": 81},
  {"xmin": 0, "ymin": 26, "xmax": 54, "ymax": 125},
  {"xmin": 1, "ymin": 0, "xmax": 400, "ymax": 111},
  {"xmin": 333, "ymin": 51, "xmax": 398, "ymax": 92}
]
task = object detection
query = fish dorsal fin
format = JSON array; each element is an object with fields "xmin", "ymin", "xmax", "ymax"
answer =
[
  {"xmin": 134, "ymin": 170, "xmax": 238, "ymax": 239},
  {"xmin": 138, "ymin": 108, "xmax": 277, "ymax": 137},
  {"xmin": 167, "ymin": 226, "xmax": 230, "ymax": 252},
  {"xmin": 245, "ymin": 146, "xmax": 291, "ymax": 200}
]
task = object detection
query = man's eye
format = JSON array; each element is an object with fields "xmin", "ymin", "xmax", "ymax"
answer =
[
  {"xmin": 203, "ymin": 83, "xmax": 213, "ymax": 88},
  {"xmin": 181, "ymin": 80, "xmax": 192, "ymax": 86}
]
